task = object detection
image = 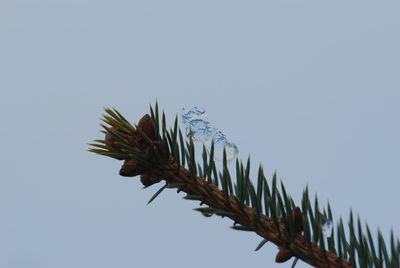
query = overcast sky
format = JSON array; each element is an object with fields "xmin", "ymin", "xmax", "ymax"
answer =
[{"xmin": 1, "ymin": 1, "xmax": 399, "ymax": 267}]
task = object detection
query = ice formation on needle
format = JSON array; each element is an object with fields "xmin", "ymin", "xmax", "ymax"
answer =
[
  {"xmin": 181, "ymin": 106, "xmax": 238, "ymax": 162},
  {"xmin": 322, "ymin": 219, "xmax": 333, "ymax": 238}
]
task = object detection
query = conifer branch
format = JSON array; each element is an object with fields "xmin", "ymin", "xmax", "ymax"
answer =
[{"xmin": 88, "ymin": 103, "xmax": 400, "ymax": 268}]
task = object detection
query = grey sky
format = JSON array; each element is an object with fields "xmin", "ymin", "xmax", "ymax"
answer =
[{"xmin": 1, "ymin": 1, "xmax": 399, "ymax": 267}]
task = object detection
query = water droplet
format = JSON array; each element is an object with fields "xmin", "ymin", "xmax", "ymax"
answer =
[
  {"xmin": 322, "ymin": 219, "xmax": 333, "ymax": 237},
  {"xmin": 181, "ymin": 106, "xmax": 238, "ymax": 162},
  {"xmin": 201, "ymin": 212, "xmax": 213, "ymax": 217}
]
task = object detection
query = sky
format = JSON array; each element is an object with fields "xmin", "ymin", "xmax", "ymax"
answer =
[{"xmin": 1, "ymin": 0, "xmax": 399, "ymax": 267}]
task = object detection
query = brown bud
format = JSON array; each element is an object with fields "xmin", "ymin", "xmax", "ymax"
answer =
[
  {"xmin": 105, "ymin": 127, "xmax": 120, "ymax": 150},
  {"xmin": 104, "ymin": 128, "xmax": 125, "ymax": 160},
  {"xmin": 275, "ymin": 247, "xmax": 294, "ymax": 263},
  {"xmin": 127, "ymin": 134, "xmax": 141, "ymax": 148},
  {"xmin": 293, "ymin": 207, "xmax": 303, "ymax": 234},
  {"xmin": 153, "ymin": 141, "xmax": 168, "ymax": 157},
  {"xmin": 140, "ymin": 174, "xmax": 162, "ymax": 187},
  {"xmin": 137, "ymin": 114, "xmax": 156, "ymax": 140},
  {"xmin": 119, "ymin": 159, "xmax": 145, "ymax": 177}
]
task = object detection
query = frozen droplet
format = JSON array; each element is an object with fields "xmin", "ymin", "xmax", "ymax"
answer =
[
  {"xmin": 213, "ymin": 141, "xmax": 239, "ymax": 162},
  {"xmin": 180, "ymin": 106, "xmax": 238, "ymax": 162},
  {"xmin": 186, "ymin": 122, "xmax": 216, "ymax": 144},
  {"xmin": 185, "ymin": 119, "xmax": 210, "ymax": 141},
  {"xmin": 212, "ymin": 130, "xmax": 228, "ymax": 144},
  {"xmin": 211, "ymin": 131, "xmax": 237, "ymax": 161},
  {"xmin": 322, "ymin": 220, "xmax": 333, "ymax": 237},
  {"xmin": 181, "ymin": 107, "xmax": 208, "ymax": 124}
]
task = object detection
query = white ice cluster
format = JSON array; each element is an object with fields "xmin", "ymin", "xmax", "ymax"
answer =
[{"xmin": 181, "ymin": 106, "xmax": 238, "ymax": 162}]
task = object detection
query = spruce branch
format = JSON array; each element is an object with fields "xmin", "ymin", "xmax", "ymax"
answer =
[{"xmin": 88, "ymin": 103, "xmax": 400, "ymax": 268}]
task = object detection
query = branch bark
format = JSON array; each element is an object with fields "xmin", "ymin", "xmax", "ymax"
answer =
[{"xmin": 136, "ymin": 157, "xmax": 352, "ymax": 268}]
